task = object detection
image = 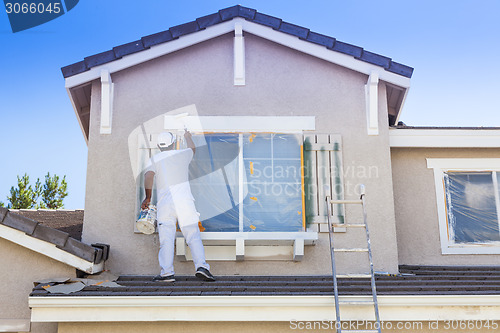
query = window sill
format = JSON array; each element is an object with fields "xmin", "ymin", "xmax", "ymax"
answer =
[
  {"xmin": 175, "ymin": 231, "xmax": 318, "ymax": 261},
  {"xmin": 443, "ymin": 243, "xmax": 500, "ymax": 255}
]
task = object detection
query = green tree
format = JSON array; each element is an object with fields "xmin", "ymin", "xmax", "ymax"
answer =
[
  {"xmin": 7, "ymin": 173, "xmax": 42, "ymax": 209},
  {"xmin": 40, "ymin": 172, "xmax": 68, "ymax": 209},
  {"xmin": 4, "ymin": 173, "xmax": 68, "ymax": 209}
]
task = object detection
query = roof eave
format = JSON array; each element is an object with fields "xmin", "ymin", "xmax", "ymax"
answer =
[
  {"xmin": 64, "ymin": 18, "xmax": 411, "ymax": 90},
  {"xmin": 390, "ymin": 128, "xmax": 500, "ymax": 148},
  {"xmin": 0, "ymin": 223, "xmax": 103, "ymax": 274},
  {"xmin": 30, "ymin": 294, "xmax": 500, "ymax": 323}
]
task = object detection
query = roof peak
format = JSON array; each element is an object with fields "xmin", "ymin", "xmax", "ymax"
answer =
[{"xmin": 61, "ymin": 5, "xmax": 413, "ymax": 79}]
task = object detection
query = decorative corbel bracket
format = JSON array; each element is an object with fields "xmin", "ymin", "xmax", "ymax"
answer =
[
  {"xmin": 365, "ymin": 71, "xmax": 379, "ymax": 135},
  {"xmin": 100, "ymin": 69, "xmax": 114, "ymax": 134},
  {"xmin": 234, "ymin": 23, "xmax": 245, "ymax": 86}
]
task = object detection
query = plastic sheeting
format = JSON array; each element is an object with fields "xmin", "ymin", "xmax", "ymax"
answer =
[
  {"xmin": 189, "ymin": 134, "xmax": 241, "ymax": 232},
  {"xmin": 444, "ymin": 172, "xmax": 500, "ymax": 244},
  {"xmin": 185, "ymin": 133, "xmax": 304, "ymax": 232},
  {"xmin": 242, "ymin": 133, "xmax": 303, "ymax": 232}
]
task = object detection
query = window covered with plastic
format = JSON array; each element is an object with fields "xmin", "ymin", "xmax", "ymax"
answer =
[
  {"xmin": 189, "ymin": 134, "xmax": 240, "ymax": 232},
  {"xmin": 444, "ymin": 172, "xmax": 500, "ymax": 244},
  {"xmin": 187, "ymin": 133, "xmax": 304, "ymax": 232}
]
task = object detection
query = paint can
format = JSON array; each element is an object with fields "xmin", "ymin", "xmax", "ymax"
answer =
[{"xmin": 136, "ymin": 205, "xmax": 157, "ymax": 234}]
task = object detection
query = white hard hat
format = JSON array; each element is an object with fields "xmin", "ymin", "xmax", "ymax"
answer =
[{"xmin": 157, "ymin": 132, "xmax": 175, "ymax": 148}]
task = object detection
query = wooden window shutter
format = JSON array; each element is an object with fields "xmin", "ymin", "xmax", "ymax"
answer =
[{"xmin": 303, "ymin": 134, "xmax": 344, "ymax": 232}]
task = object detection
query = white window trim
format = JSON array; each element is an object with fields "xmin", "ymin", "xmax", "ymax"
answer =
[
  {"xmin": 164, "ymin": 115, "xmax": 315, "ymax": 133},
  {"xmin": 139, "ymin": 123, "xmax": 319, "ymax": 261},
  {"xmin": 427, "ymin": 158, "xmax": 500, "ymax": 254}
]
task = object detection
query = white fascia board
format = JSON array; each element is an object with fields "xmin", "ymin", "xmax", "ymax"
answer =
[
  {"xmin": 65, "ymin": 18, "xmax": 410, "ymax": 90},
  {"xmin": 0, "ymin": 224, "xmax": 103, "ymax": 274},
  {"xmin": 426, "ymin": 158, "xmax": 500, "ymax": 170},
  {"xmin": 164, "ymin": 116, "xmax": 316, "ymax": 132},
  {"xmin": 390, "ymin": 129, "xmax": 500, "ymax": 147},
  {"xmin": 30, "ymin": 295, "xmax": 500, "ymax": 323}
]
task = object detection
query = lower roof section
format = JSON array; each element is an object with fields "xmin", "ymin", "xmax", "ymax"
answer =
[
  {"xmin": 0, "ymin": 207, "xmax": 106, "ymax": 274},
  {"xmin": 30, "ymin": 266, "xmax": 500, "ymax": 322}
]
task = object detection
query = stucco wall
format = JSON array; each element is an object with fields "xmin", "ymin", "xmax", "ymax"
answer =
[
  {"xmin": 82, "ymin": 32, "xmax": 399, "ymax": 275},
  {"xmin": 391, "ymin": 147, "xmax": 500, "ymax": 265},
  {"xmin": 0, "ymin": 238, "xmax": 75, "ymax": 333}
]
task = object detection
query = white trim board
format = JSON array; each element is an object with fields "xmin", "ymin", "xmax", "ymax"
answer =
[
  {"xmin": 0, "ymin": 224, "xmax": 104, "ymax": 274},
  {"xmin": 164, "ymin": 116, "xmax": 315, "ymax": 132},
  {"xmin": 175, "ymin": 232, "xmax": 317, "ymax": 262},
  {"xmin": 0, "ymin": 319, "xmax": 30, "ymax": 332},
  {"xmin": 65, "ymin": 18, "xmax": 410, "ymax": 90},
  {"xmin": 30, "ymin": 295, "xmax": 500, "ymax": 323},
  {"xmin": 427, "ymin": 158, "xmax": 500, "ymax": 254},
  {"xmin": 390, "ymin": 129, "xmax": 500, "ymax": 147},
  {"xmin": 427, "ymin": 158, "xmax": 500, "ymax": 170}
]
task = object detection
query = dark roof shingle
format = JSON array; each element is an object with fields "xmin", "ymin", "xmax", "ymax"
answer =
[
  {"xmin": 61, "ymin": 5, "xmax": 413, "ymax": 79},
  {"xmin": 11, "ymin": 209, "xmax": 83, "ymax": 240},
  {"xmin": 0, "ymin": 207, "xmax": 103, "ymax": 263},
  {"xmin": 30, "ymin": 265, "xmax": 500, "ymax": 297}
]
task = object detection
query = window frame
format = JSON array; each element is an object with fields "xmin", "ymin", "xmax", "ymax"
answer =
[
  {"xmin": 187, "ymin": 132, "xmax": 306, "ymax": 233},
  {"xmin": 427, "ymin": 158, "xmax": 500, "ymax": 254}
]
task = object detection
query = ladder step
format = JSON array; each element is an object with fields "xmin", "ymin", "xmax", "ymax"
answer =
[
  {"xmin": 339, "ymin": 300, "xmax": 375, "ymax": 306},
  {"xmin": 328, "ymin": 199, "xmax": 363, "ymax": 205},
  {"xmin": 334, "ymin": 248, "xmax": 368, "ymax": 252},
  {"xmin": 331, "ymin": 224, "xmax": 366, "ymax": 228},
  {"xmin": 336, "ymin": 274, "xmax": 372, "ymax": 278}
]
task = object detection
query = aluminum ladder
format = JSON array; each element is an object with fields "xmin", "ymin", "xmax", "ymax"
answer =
[{"xmin": 325, "ymin": 185, "xmax": 381, "ymax": 333}]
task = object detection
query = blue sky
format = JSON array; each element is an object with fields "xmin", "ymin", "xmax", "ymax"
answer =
[{"xmin": 1, "ymin": 0, "xmax": 499, "ymax": 209}]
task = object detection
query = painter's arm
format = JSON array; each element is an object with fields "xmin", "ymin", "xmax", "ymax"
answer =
[
  {"xmin": 184, "ymin": 129, "xmax": 196, "ymax": 155},
  {"xmin": 141, "ymin": 171, "xmax": 155, "ymax": 209}
]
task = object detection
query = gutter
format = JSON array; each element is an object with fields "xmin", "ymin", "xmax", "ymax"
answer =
[
  {"xmin": 389, "ymin": 128, "xmax": 500, "ymax": 148},
  {"xmin": 30, "ymin": 295, "xmax": 500, "ymax": 322}
]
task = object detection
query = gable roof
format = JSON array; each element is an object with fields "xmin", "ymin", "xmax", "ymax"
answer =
[
  {"xmin": 61, "ymin": 5, "xmax": 413, "ymax": 79},
  {"xmin": 0, "ymin": 207, "xmax": 106, "ymax": 274},
  {"xmin": 63, "ymin": 5, "xmax": 413, "ymax": 142}
]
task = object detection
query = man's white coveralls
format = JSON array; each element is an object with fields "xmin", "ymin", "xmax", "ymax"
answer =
[{"xmin": 145, "ymin": 148, "xmax": 210, "ymax": 276}]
